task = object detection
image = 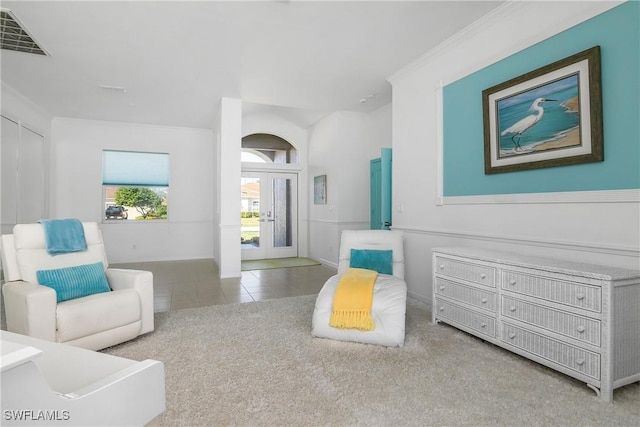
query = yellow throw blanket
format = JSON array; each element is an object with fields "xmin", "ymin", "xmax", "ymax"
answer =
[{"xmin": 329, "ymin": 268, "xmax": 377, "ymax": 331}]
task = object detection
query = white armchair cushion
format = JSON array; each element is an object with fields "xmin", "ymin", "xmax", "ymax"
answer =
[{"xmin": 56, "ymin": 289, "xmax": 141, "ymax": 343}]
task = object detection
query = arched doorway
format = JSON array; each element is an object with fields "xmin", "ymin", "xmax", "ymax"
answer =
[{"xmin": 241, "ymin": 134, "xmax": 298, "ymax": 261}]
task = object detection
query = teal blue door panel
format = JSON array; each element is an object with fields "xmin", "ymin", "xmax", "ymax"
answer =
[
  {"xmin": 370, "ymin": 148, "xmax": 392, "ymax": 230},
  {"xmin": 381, "ymin": 148, "xmax": 392, "ymax": 230},
  {"xmin": 370, "ymin": 158, "xmax": 382, "ymax": 229}
]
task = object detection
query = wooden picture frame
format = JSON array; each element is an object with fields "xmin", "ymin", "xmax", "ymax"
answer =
[{"xmin": 482, "ymin": 46, "xmax": 603, "ymax": 174}]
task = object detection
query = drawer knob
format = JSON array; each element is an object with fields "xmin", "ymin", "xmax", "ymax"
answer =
[
  {"xmin": 480, "ymin": 273, "xmax": 486, "ymax": 279},
  {"xmin": 508, "ymin": 333, "xmax": 516, "ymax": 339},
  {"xmin": 576, "ymin": 293, "xmax": 585, "ymax": 300},
  {"xmin": 481, "ymin": 298, "xmax": 488, "ymax": 304},
  {"xmin": 480, "ymin": 322, "xmax": 487, "ymax": 328},
  {"xmin": 439, "ymin": 264, "xmax": 445, "ymax": 270},
  {"xmin": 509, "ymin": 279, "xmax": 516, "ymax": 286},
  {"xmin": 439, "ymin": 307, "xmax": 445, "ymax": 312},
  {"xmin": 577, "ymin": 326, "xmax": 586, "ymax": 333},
  {"xmin": 509, "ymin": 306, "xmax": 516, "ymax": 312},
  {"xmin": 439, "ymin": 286, "xmax": 445, "ymax": 291},
  {"xmin": 576, "ymin": 358, "xmax": 585, "ymax": 366}
]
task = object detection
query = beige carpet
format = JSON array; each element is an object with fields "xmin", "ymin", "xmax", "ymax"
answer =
[
  {"xmin": 103, "ymin": 296, "xmax": 640, "ymax": 426},
  {"xmin": 241, "ymin": 257, "xmax": 320, "ymax": 271}
]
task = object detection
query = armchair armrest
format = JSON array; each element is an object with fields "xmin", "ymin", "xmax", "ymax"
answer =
[
  {"xmin": 2, "ymin": 281, "xmax": 56, "ymax": 341},
  {"xmin": 105, "ymin": 269, "xmax": 154, "ymax": 334}
]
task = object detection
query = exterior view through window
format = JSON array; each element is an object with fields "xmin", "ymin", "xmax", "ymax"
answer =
[{"xmin": 102, "ymin": 150, "xmax": 169, "ymax": 221}]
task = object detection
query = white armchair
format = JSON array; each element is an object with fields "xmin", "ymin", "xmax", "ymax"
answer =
[{"xmin": 1, "ymin": 222, "xmax": 154, "ymax": 351}]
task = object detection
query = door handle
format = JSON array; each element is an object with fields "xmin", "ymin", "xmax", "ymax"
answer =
[{"xmin": 259, "ymin": 210, "xmax": 273, "ymax": 223}]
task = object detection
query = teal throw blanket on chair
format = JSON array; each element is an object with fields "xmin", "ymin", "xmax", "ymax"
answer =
[{"xmin": 39, "ymin": 218, "xmax": 88, "ymax": 255}]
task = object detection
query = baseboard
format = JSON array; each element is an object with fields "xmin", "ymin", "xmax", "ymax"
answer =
[
  {"xmin": 312, "ymin": 257, "xmax": 337, "ymax": 270},
  {"xmin": 408, "ymin": 291, "xmax": 430, "ymax": 307}
]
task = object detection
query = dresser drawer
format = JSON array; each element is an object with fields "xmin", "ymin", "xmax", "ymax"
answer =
[
  {"xmin": 435, "ymin": 278, "xmax": 496, "ymax": 312},
  {"xmin": 434, "ymin": 298, "xmax": 495, "ymax": 338},
  {"xmin": 502, "ymin": 270, "xmax": 601, "ymax": 312},
  {"xmin": 435, "ymin": 257, "xmax": 496, "ymax": 288},
  {"xmin": 501, "ymin": 296, "xmax": 601, "ymax": 346},
  {"xmin": 501, "ymin": 323, "xmax": 600, "ymax": 380}
]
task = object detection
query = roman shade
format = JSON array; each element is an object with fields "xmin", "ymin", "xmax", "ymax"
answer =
[{"xmin": 102, "ymin": 150, "xmax": 169, "ymax": 186}]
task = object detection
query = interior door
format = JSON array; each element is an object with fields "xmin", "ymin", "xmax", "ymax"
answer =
[
  {"xmin": 241, "ymin": 172, "xmax": 297, "ymax": 260},
  {"xmin": 370, "ymin": 148, "xmax": 392, "ymax": 230},
  {"xmin": 1, "ymin": 116, "xmax": 46, "ymax": 235},
  {"xmin": 370, "ymin": 158, "xmax": 382, "ymax": 229},
  {"xmin": 380, "ymin": 148, "xmax": 392, "ymax": 230}
]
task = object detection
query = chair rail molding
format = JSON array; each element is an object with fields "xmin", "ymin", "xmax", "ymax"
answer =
[
  {"xmin": 391, "ymin": 225, "xmax": 639, "ymax": 259},
  {"xmin": 441, "ymin": 189, "xmax": 640, "ymax": 205},
  {"xmin": 308, "ymin": 219, "xmax": 370, "ymax": 227}
]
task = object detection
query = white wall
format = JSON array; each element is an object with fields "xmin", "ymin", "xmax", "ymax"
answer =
[
  {"xmin": 389, "ymin": 1, "xmax": 639, "ymax": 303},
  {"xmin": 51, "ymin": 118, "xmax": 215, "ymax": 264},
  {"xmin": 308, "ymin": 105, "xmax": 392, "ymax": 267}
]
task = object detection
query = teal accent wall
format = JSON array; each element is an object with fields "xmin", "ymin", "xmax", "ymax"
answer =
[{"xmin": 443, "ymin": 2, "xmax": 639, "ymax": 196}]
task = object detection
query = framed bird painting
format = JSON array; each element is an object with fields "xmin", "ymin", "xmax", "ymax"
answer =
[{"xmin": 482, "ymin": 46, "xmax": 603, "ymax": 174}]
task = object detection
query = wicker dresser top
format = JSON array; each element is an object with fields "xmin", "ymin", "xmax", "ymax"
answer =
[{"xmin": 433, "ymin": 247, "xmax": 640, "ymax": 281}]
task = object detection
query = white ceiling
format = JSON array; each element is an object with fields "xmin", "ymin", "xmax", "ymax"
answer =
[{"xmin": 1, "ymin": 1, "xmax": 503, "ymax": 129}]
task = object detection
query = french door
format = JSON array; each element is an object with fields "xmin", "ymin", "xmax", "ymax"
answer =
[{"xmin": 241, "ymin": 172, "xmax": 297, "ymax": 260}]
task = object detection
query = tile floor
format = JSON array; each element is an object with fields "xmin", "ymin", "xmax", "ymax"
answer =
[{"xmin": 110, "ymin": 259, "xmax": 337, "ymax": 312}]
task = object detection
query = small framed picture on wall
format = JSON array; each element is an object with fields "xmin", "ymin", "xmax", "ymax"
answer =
[{"xmin": 314, "ymin": 175, "xmax": 327, "ymax": 204}]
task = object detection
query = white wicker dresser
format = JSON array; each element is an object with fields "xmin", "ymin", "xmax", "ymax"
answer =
[{"xmin": 432, "ymin": 247, "xmax": 640, "ymax": 402}]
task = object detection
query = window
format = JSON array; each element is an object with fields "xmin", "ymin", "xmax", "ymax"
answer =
[
  {"xmin": 102, "ymin": 150, "xmax": 169, "ymax": 222},
  {"xmin": 241, "ymin": 150, "xmax": 270, "ymax": 163},
  {"xmin": 241, "ymin": 133, "xmax": 297, "ymax": 164}
]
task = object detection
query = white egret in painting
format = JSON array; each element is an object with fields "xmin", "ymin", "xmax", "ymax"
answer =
[{"xmin": 500, "ymin": 97, "xmax": 556, "ymax": 151}]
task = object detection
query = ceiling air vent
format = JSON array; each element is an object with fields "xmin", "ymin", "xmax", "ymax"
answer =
[{"xmin": 1, "ymin": 9, "xmax": 48, "ymax": 55}]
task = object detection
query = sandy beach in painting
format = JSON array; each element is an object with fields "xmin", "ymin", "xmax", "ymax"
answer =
[
  {"xmin": 533, "ymin": 127, "xmax": 581, "ymax": 151},
  {"xmin": 533, "ymin": 96, "xmax": 581, "ymax": 151},
  {"xmin": 561, "ymin": 96, "xmax": 579, "ymax": 113}
]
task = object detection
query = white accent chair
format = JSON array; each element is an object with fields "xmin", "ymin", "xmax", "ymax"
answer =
[
  {"xmin": 1, "ymin": 222, "xmax": 154, "ymax": 351},
  {"xmin": 312, "ymin": 230, "xmax": 407, "ymax": 347}
]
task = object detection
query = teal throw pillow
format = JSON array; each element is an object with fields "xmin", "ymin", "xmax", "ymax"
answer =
[
  {"xmin": 36, "ymin": 262, "xmax": 111, "ymax": 303},
  {"xmin": 350, "ymin": 249, "xmax": 393, "ymax": 275}
]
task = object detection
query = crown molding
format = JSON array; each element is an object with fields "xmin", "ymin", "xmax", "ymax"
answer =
[{"xmin": 388, "ymin": 0, "xmax": 625, "ymax": 86}]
